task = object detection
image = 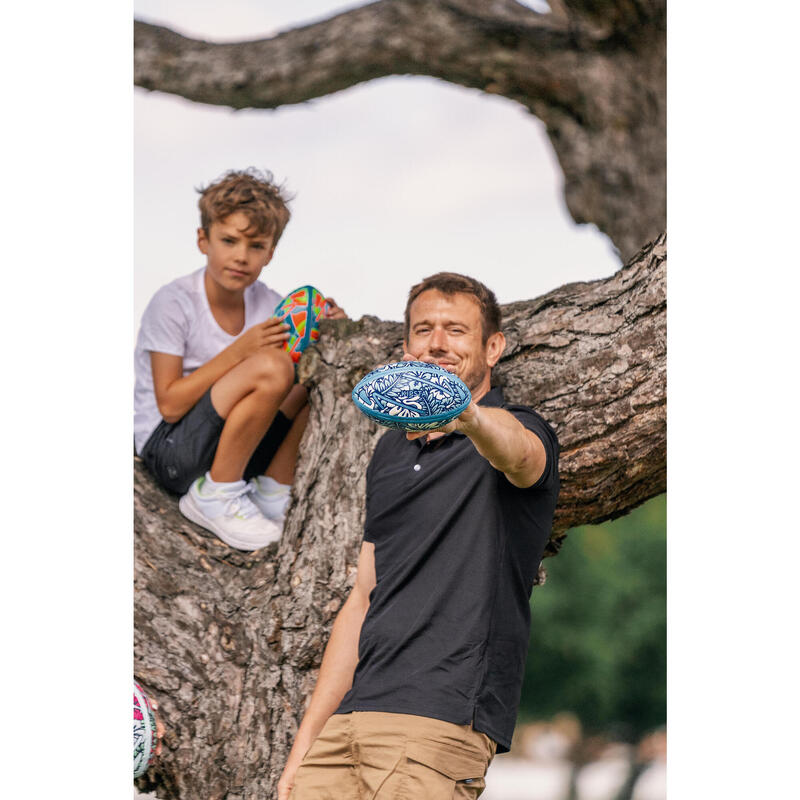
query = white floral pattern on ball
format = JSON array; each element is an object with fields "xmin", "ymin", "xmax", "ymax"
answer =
[{"xmin": 352, "ymin": 361, "xmax": 471, "ymax": 431}]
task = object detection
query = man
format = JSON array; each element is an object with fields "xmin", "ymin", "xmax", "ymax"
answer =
[{"xmin": 278, "ymin": 273, "xmax": 560, "ymax": 799}]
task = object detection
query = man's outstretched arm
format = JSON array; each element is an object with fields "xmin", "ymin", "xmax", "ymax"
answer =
[
  {"xmin": 277, "ymin": 542, "xmax": 376, "ymax": 800},
  {"xmin": 407, "ymin": 403, "xmax": 547, "ymax": 489},
  {"xmin": 456, "ymin": 405, "xmax": 548, "ymax": 488}
]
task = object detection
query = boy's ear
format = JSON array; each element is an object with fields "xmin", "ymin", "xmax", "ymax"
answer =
[{"xmin": 197, "ymin": 227, "xmax": 209, "ymax": 254}]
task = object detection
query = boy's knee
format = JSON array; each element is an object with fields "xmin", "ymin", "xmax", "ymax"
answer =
[{"xmin": 247, "ymin": 349, "xmax": 295, "ymax": 393}]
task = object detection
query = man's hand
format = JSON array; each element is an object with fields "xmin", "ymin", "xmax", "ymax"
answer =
[
  {"xmin": 324, "ymin": 297, "xmax": 348, "ymax": 320},
  {"xmin": 400, "ymin": 353, "xmax": 546, "ymax": 486},
  {"xmin": 230, "ymin": 317, "xmax": 290, "ymax": 360},
  {"xmin": 406, "ymin": 403, "xmax": 480, "ymax": 442},
  {"xmin": 400, "ymin": 353, "xmax": 476, "ymax": 442},
  {"xmin": 277, "ymin": 754, "xmax": 303, "ymax": 800},
  {"xmin": 404, "ymin": 402, "xmax": 478, "ymax": 441}
]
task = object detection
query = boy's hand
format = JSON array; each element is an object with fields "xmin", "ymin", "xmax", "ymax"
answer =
[
  {"xmin": 232, "ymin": 318, "xmax": 290, "ymax": 361},
  {"xmin": 324, "ymin": 297, "xmax": 348, "ymax": 320}
]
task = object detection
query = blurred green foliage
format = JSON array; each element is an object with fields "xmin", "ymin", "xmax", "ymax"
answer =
[{"xmin": 519, "ymin": 494, "xmax": 666, "ymax": 739}]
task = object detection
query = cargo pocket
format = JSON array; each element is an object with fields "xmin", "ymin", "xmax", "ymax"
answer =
[{"xmin": 399, "ymin": 740, "xmax": 488, "ymax": 799}]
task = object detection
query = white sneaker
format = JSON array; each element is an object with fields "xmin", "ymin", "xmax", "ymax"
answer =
[
  {"xmin": 248, "ymin": 476, "xmax": 291, "ymax": 526},
  {"xmin": 179, "ymin": 476, "xmax": 282, "ymax": 551}
]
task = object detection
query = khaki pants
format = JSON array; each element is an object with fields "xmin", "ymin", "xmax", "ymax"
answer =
[{"xmin": 290, "ymin": 711, "xmax": 497, "ymax": 799}]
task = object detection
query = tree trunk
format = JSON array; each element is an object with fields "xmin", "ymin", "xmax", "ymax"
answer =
[
  {"xmin": 134, "ymin": 234, "xmax": 665, "ymax": 799},
  {"xmin": 134, "ymin": 0, "xmax": 665, "ymax": 262}
]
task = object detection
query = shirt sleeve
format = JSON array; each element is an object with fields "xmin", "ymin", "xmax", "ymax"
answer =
[
  {"xmin": 506, "ymin": 404, "xmax": 560, "ymax": 490},
  {"xmin": 137, "ymin": 284, "xmax": 190, "ymax": 357}
]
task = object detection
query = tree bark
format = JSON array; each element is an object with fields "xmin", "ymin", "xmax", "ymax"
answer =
[
  {"xmin": 134, "ymin": 0, "xmax": 665, "ymax": 262},
  {"xmin": 134, "ymin": 233, "xmax": 665, "ymax": 799}
]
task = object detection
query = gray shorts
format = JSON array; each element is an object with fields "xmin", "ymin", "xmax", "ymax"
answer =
[{"xmin": 140, "ymin": 389, "xmax": 292, "ymax": 495}]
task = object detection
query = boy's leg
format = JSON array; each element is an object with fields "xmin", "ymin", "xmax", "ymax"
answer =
[
  {"xmin": 246, "ymin": 386, "xmax": 309, "ymax": 524},
  {"xmin": 265, "ymin": 389, "xmax": 310, "ymax": 485},
  {"xmin": 177, "ymin": 348, "xmax": 295, "ymax": 551},
  {"xmin": 208, "ymin": 348, "xmax": 295, "ymax": 482}
]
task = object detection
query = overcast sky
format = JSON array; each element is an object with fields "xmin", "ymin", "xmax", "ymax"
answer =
[{"xmin": 134, "ymin": 0, "xmax": 621, "ymax": 328}]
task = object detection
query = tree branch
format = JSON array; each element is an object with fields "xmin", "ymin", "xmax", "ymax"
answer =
[
  {"xmin": 561, "ymin": 0, "xmax": 666, "ymax": 34},
  {"xmin": 134, "ymin": 0, "xmax": 664, "ymax": 296},
  {"xmin": 292, "ymin": 231, "xmax": 666, "ymax": 552},
  {"xmin": 134, "ymin": 1, "xmax": 579, "ymax": 111}
]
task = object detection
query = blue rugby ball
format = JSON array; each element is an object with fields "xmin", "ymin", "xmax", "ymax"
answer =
[{"xmin": 352, "ymin": 361, "xmax": 471, "ymax": 431}]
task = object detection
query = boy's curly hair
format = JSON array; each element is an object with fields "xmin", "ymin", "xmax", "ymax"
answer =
[{"xmin": 197, "ymin": 168, "xmax": 293, "ymax": 245}]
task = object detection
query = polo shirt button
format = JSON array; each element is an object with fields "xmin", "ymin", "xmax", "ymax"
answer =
[{"xmin": 413, "ymin": 464, "xmax": 421, "ymax": 471}]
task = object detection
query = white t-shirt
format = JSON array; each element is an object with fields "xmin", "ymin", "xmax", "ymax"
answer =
[{"xmin": 134, "ymin": 267, "xmax": 282, "ymax": 454}]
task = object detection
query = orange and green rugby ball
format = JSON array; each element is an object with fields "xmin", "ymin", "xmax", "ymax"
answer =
[{"xmin": 273, "ymin": 285, "xmax": 330, "ymax": 363}]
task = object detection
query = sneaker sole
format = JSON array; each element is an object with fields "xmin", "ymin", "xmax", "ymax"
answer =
[{"xmin": 178, "ymin": 494, "xmax": 281, "ymax": 551}]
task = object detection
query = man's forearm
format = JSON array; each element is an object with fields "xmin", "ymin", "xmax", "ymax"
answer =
[
  {"xmin": 285, "ymin": 590, "xmax": 369, "ymax": 762},
  {"xmin": 461, "ymin": 406, "xmax": 545, "ymax": 488}
]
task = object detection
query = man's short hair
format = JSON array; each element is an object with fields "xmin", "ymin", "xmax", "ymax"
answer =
[
  {"xmin": 197, "ymin": 168, "xmax": 292, "ymax": 245},
  {"xmin": 404, "ymin": 272, "xmax": 501, "ymax": 344}
]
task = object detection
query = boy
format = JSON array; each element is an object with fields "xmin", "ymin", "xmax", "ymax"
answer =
[{"xmin": 134, "ymin": 168, "xmax": 345, "ymax": 551}]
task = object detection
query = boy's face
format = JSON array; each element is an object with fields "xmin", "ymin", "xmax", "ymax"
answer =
[{"xmin": 197, "ymin": 211, "xmax": 275, "ymax": 293}]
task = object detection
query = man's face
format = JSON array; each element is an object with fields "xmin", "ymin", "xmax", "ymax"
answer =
[
  {"xmin": 404, "ymin": 289, "xmax": 504, "ymax": 395},
  {"xmin": 197, "ymin": 211, "xmax": 275, "ymax": 293}
]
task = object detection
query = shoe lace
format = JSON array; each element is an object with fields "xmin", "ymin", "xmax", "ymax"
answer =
[{"xmin": 223, "ymin": 484, "xmax": 262, "ymax": 520}]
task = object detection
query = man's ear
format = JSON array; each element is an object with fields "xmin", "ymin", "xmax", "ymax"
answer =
[
  {"xmin": 197, "ymin": 227, "xmax": 209, "ymax": 254},
  {"xmin": 485, "ymin": 331, "xmax": 506, "ymax": 368}
]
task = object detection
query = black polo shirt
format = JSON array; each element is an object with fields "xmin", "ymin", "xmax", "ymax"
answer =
[{"xmin": 335, "ymin": 386, "xmax": 560, "ymax": 752}]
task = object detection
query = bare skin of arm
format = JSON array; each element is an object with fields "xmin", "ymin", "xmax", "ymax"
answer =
[
  {"xmin": 152, "ymin": 297, "xmax": 350, "ymax": 423},
  {"xmin": 403, "ymin": 364, "xmax": 547, "ymax": 489},
  {"xmin": 277, "ymin": 542, "xmax": 377, "ymax": 800},
  {"xmin": 446, "ymin": 403, "xmax": 548, "ymax": 489},
  {"xmin": 151, "ymin": 318, "xmax": 289, "ymax": 423}
]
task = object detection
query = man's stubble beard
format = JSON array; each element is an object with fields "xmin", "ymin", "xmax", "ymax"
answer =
[{"xmin": 462, "ymin": 359, "xmax": 491, "ymax": 395}]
